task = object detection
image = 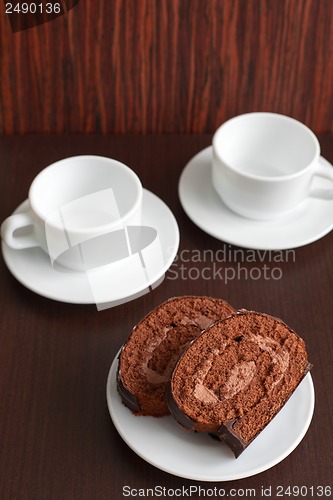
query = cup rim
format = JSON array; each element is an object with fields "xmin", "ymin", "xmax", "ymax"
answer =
[
  {"xmin": 213, "ymin": 112, "xmax": 320, "ymax": 182},
  {"xmin": 28, "ymin": 155, "xmax": 143, "ymax": 233}
]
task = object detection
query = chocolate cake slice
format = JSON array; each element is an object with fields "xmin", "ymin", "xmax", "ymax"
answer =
[
  {"xmin": 117, "ymin": 296, "xmax": 235, "ymax": 417},
  {"xmin": 168, "ymin": 311, "xmax": 310, "ymax": 457}
]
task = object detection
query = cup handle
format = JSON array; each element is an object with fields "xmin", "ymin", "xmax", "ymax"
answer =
[
  {"xmin": 1, "ymin": 211, "xmax": 39, "ymax": 249},
  {"xmin": 310, "ymin": 161, "xmax": 333, "ymax": 200}
]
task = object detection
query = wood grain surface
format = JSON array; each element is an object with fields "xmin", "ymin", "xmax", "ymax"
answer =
[
  {"xmin": 0, "ymin": 0, "xmax": 332, "ymax": 134},
  {"xmin": 0, "ymin": 133, "xmax": 332, "ymax": 499}
]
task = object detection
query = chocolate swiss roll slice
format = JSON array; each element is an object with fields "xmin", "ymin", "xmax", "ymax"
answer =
[
  {"xmin": 117, "ymin": 296, "xmax": 235, "ymax": 417},
  {"xmin": 168, "ymin": 311, "xmax": 311, "ymax": 457}
]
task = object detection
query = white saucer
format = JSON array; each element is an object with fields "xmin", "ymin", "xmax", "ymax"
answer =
[
  {"xmin": 1, "ymin": 190, "xmax": 179, "ymax": 305},
  {"xmin": 179, "ymin": 147, "xmax": 333, "ymax": 250},
  {"xmin": 106, "ymin": 353, "xmax": 314, "ymax": 481}
]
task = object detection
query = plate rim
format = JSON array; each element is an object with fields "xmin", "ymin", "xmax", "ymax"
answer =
[{"xmin": 106, "ymin": 352, "xmax": 315, "ymax": 482}]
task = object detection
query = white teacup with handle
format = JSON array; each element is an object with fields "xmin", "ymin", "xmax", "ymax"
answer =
[
  {"xmin": 1, "ymin": 155, "xmax": 143, "ymax": 271},
  {"xmin": 212, "ymin": 113, "xmax": 333, "ymax": 220}
]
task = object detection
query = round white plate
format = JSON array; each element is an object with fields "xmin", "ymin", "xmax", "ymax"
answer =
[
  {"xmin": 1, "ymin": 189, "xmax": 179, "ymax": 305},
  {"xmin": 106, "ymin": 353, "xmax": 314, "ymax": 481},
  {"xmin": 179, "ymin": 147, "xmax": 333, "ymax": 250}
]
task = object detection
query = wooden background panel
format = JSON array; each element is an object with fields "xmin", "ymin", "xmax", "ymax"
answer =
[{"xmin": 0, "ymin": 0, "xmax": 332, "ymax": 134}]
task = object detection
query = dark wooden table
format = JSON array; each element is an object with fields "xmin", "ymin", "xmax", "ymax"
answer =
[{"xmin": 0, "ymin": 134, "xmax": 332, "ymax": 499}]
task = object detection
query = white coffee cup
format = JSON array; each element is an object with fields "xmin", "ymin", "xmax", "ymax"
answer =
[
  {"xmin": 212, "ymin": 113, "xmax": 333, "ymax": 220},
  {"xmin": 1, "ymin": 155, "xmax": 143, "ymax": 270}
]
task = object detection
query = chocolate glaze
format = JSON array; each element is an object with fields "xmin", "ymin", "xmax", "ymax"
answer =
[
  {"xmin": 166, "ymin": 384, "xmax": 197, "ymax": 430},
  {"xmin": 116, "ymin": 351, "xmax": 141, "ymax": 413},
  {"xmin": 214, "ymin": 420, "xmax": 248, "ymax": 458}
]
